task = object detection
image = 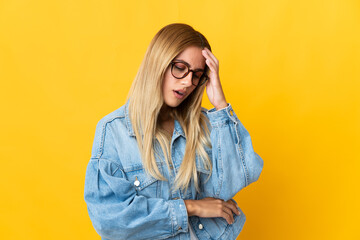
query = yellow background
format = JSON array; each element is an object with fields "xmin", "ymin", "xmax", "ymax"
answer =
[{"xmin": 1, "ymin": 0, "xmax": 359, "ymax": 239}]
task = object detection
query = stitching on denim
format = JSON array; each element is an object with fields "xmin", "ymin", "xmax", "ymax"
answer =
[
  {"xmin": 174, "ymin": 130, "xmax": 185, "ymax": 139},
  {"xmin": 237, "ymin": 144, "xmax": 248, "ymax": 187},
  {"xmin": 239, "ymin": 142, "xmax": 249, "ymax": 187},
  {"xmin": 138, "ymin": 178, "xmax": 158, "ymax": 190},
  {"xmin": 189, "ymin": 217, "xmax": 212, "ymax": 239},
  {"xmin": 111, "ymin": 165, "xmax": 121, "ymax": 176},
  {"xmin": 210, "ymin": 119, "xmax": 230, "ymax": 128},
  {"xmin": 96, "ymin": 116, "xmax": 125, "ymax": 159},
  {"xmin": 181, "ymin": 204, "xmax": 188, "ymax": 234},
  {"xmin": 169, "ymin": 201, "xmax": 176, "ymax": 235},
  {"xmin": 233, "ymin": 121, "xmax": 250, "ymax": 186},
  {"xmin": 226, "ymin": 105, "xmax": 237, "ymax": 123},
  {"xmin": 216, "ymin": 128, "xmax": 223, "ymax": 198},
  {"xmin": 219, "ymin": 211, "xmax": 245, "ymax": 240},
  {"xmin": 122, "ymin": 166, "xmax": 160, "ymax": 190},
  {"xmin": 124, "ymin": 102, "xmax": 135, "ymax": 137},
  {"xmin": 96, "ymin": 160, "xmax": 100, "ymax": 190},
  {"xmin": 123, "ymin": 161, "xmax": 164, "ymax": 172},
  {"xmin": 234, "ymin": 121, "xmax": 249, "ymax": 186},
  {"xmin": 95, "ymin": 158, "xmax": 121, "ymax": 166}
]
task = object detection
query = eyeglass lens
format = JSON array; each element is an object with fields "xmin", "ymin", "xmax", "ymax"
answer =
[{"xmin": 172, "ymin": 62, "xmax": 205, "ymax": 86}]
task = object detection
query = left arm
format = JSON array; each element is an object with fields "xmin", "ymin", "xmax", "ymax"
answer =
[
  {"xmin": 201, "ymin": 103, "xmax": 264, "ymax": 201},
  {"xmin": 199, "ymin": 47, "xmax": 264, "ymax": 201}
]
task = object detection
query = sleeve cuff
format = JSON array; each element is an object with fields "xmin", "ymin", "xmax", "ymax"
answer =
[
  {"xmin": 206, "ymin": 103, "xmax": 237, "ymax": 126},
  {"xmin": 169, "ymin": 199, "xmax": 188, "ymax": 235}
]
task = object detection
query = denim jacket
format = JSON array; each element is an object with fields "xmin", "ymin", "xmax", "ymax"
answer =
[{"xmin": 84, "ymin": 100, "xmax": 264, "ymax": 240}]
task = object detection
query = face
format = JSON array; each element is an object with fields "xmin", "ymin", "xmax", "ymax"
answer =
[{"xmin": 162, "ymin": 45, "xmax": 206, "ymax": 108}]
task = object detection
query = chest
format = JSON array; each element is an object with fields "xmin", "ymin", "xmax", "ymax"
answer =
[
  {"xmin": 119, "ymin": 133, "xmax": 193, "ymax": 200},
  {"xmin": 115, "ymin": 119, "xmax": 211, "ymax": 200},
  {"xmin": 159, "ymin": 119, "xmax": 175, "ymax": 136}
]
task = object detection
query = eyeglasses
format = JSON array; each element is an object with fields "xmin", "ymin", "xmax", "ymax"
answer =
[{"xmin": 170, "ymin": 60, "xmax": 209, "ymax": 87}]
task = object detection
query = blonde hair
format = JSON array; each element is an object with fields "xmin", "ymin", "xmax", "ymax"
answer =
[{"xmin": 125, "ymin": 23, "xmax": 212, "ymax": 195}]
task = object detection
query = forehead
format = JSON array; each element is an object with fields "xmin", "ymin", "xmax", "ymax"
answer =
[{"xmin": 174, "ymin": 46, "xmax": 205, "ymax": 69}]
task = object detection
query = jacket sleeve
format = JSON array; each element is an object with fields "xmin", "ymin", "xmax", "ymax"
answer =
[
  {"xmin": 84, "ymin": 120, "xmax": 188, "ymax": 240},
  {"xmin": 199, "ymin": 103, "xmax": 264, "ymax": 201}
]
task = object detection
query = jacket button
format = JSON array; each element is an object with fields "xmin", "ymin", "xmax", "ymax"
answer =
[
  {"xmin": 198, "ymin": 223, "xmax": 203, "ymax": 230},
  {"xmin": 134, "ymin": 177, "xmax": 140, "ymax": 187},
  {"xmin": 178, "ymin": 226, "xmax": 182, "ymax": 230}
]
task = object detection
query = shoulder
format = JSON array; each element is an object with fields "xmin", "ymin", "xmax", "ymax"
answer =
[
  {"xmin": 91, "ymin": 103, "xmax": 129, "ymax": 159},
  {"xmin": 96, "ymin": 104, "xmax": 126, "ymax": 128}
]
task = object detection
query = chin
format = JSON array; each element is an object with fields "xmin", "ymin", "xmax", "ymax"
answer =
[
  {"xmin": 164, "ymin": 99, "xmax": 183, "ymax": 108},
  {"xmin": 167, "ymin": 102, "xmax": 180, "ymax": 108}
]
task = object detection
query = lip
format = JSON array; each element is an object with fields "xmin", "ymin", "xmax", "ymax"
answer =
[
  {"xmin": 174, "ymin": 89, "xmax": 186, "ymax": 95},
  {"xmin": 173, "ymin": 90, "xmax": 185, "ymax": 99}
]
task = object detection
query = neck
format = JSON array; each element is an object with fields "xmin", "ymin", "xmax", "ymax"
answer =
[{"xmin": 159, "ymin": 104, "xmax": 173, "ymax": 122}]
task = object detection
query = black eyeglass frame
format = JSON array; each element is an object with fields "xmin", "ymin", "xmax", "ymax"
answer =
[{"xmin": 170, "ymin": 60, "xmax": 209, "ymax": 87}]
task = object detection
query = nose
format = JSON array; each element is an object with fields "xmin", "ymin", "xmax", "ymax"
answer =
[{"xmin": 181, "ymin": 72, "xmax": 193, "ymax": 87}]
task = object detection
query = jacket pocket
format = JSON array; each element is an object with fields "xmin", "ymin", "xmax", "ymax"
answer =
[{"xmin": 124, "ymin": 165, "xmax": 161, "ymax": 198}]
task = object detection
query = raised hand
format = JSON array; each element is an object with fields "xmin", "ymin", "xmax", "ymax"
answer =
[{"xmin": 202, "ymin": 47, "xmax": 228, "ymax": 111}]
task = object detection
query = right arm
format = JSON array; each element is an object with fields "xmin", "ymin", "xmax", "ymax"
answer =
[
  {"xmin": 84, "ymin": 120, "xmax": 188, "ymax": 240},
  {"xmin": 84, "ymin": 159, "xmax": 188, "ymax": 240}
]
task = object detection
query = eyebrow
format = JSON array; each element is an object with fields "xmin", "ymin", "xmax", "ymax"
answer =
[{"xmin": 173, "ymin": 58, "xmax": 205, "ymax": 71}]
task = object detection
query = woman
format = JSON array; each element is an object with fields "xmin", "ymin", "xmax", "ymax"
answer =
[{"xmin": 84, "ymin": 23, "xmax": 264, "ymax": 240}]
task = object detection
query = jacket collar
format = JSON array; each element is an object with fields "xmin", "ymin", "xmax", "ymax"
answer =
[{"xmin": 124, "ymin": 99, "xmax": 186, "ymax": 139}]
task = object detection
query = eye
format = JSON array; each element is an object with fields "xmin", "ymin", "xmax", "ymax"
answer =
[
  {"xmin": 175, "ymin": 66, "xmax": 185, "ymax": 70},
  {"xmin": 194, "ymin": 72, "xmax": 203, "ymax": 79},
  {"xmin": 174, "ymin": 63, "xmax": 186, "ymax": 71}
]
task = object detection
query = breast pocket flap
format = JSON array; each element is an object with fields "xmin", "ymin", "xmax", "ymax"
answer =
[{"xmin": 125, "ymin": 168, "xmax": 158, "ymax": 191}]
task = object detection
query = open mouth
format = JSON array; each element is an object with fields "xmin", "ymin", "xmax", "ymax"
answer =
[
  {"xmin": 174, "ymin": 90, "xmax": 184, "ymax": 96},
  {"xmin": 173, "ymin": 90, "xmax": 185, "ymax": 99}
]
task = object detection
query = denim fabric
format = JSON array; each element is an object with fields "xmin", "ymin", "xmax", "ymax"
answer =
[{"xmin": 84, "ymin": 99, "xmax": 264, "ymax": 240}]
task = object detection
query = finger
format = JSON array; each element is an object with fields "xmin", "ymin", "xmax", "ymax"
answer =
[
  {"xmin": 227, "ymin": 199, "xmax": 238, "ymax": 209},
  {"xmin": 224, "ymin": 201, "xmax": 238, "ymax": 216},
  {"xmin": 228, "ymin": 198, "xmax": 238, "ymax": 207},
  {"xmin": 222, "ymin": 206, "xmax": 234, "ymax": 224},
  {"xmin": 202, "ymin": 49, "xmax": 218, "ymax": 70},
  {"xmin": 203, "ymin": 47, "xmax": 218, "ymax": 65},
  {"xmin": 220, "ymin": 210, "xmax": 233, "ymax": 225},
  {"xmin": 229, "ymin": 199, "xmax": 240, "ymax": 213},
  {"xmin": 205, "ymin": 59, "xmax": 217, "ymax": 73},
  {"xmin": 225, "ymin": 200, "xmax": 240, "ymax": 216}
]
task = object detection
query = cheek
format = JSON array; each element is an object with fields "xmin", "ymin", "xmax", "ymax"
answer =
[
  {"xmin": 162, "ymin": 77, "xmax": 172, "ymax": 98},
  {"xmin": 188, "ymin": 85, "xmax": 197, "ymax": 94},
  {"xmin": 162, "ymin": 77, "xmax": 171, "ymax": 91},
  {"xmin": 162, "ymin": 70, "xmax": 174, "ymax": 90}
]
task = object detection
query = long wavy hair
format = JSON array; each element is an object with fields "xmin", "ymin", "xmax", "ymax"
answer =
[{"xmin": 125, "ymin": 23, "xmax": 212, "ymax": 195}]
